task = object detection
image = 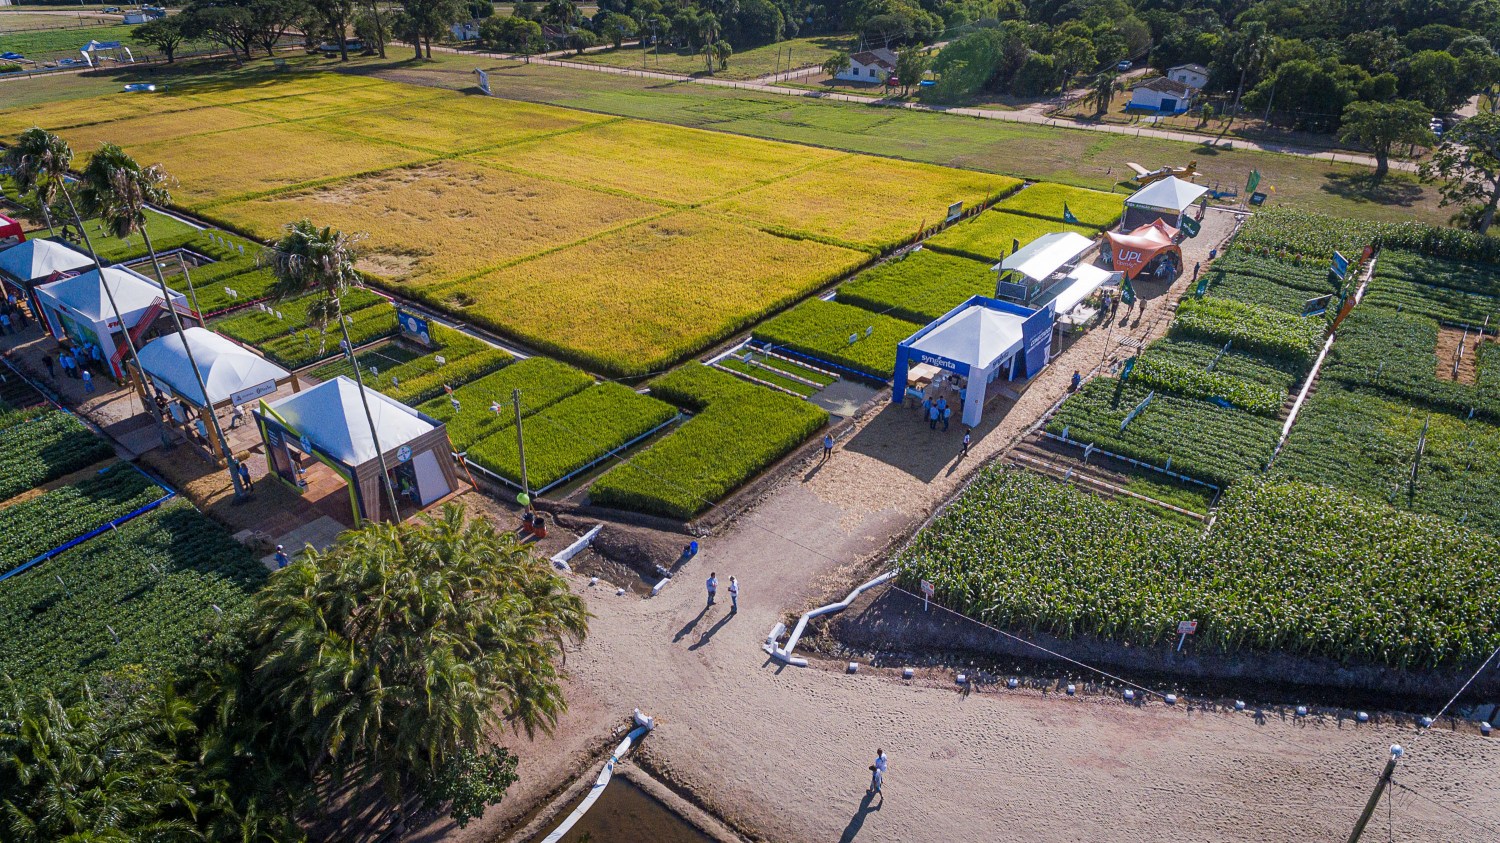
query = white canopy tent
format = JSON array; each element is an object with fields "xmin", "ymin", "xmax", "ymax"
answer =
[
  {"xmin": 1123, "ymin": 176, "xmax": 1210, "ymax": 229},
  {"xmin": 135, "ymin": 327, "xmax": 294, "ymax": 409},
  {"xmin": 995, "ymin": 231, "xmax": 1095, "ymax": 283},
  {"xmin": 34, "ymin": 266, "xmax": 190, "ymax": 379},
  {"xmin": 1047, "ymin": 264, "xmax": 1116, "ymax": 316},
  {"xmin": 0, "ymin": 239, "xmax": 93, "ymax": 286},
  {"xmin": 256, "ymin": 376, "xmax": 460, "ymax": 523}
]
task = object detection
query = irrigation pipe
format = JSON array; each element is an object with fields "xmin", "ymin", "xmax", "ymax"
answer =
[
  {"xmin": 540, "ymin": 710, "xmax": 655, "ymax": 843},
  {"xmin": 766, "ymin": 571, "xmax": 897, "ymax": 666}
]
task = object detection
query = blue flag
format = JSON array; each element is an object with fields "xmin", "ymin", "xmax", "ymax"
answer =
[{"xmin": 1062, "ymin": 202, "xmax": 1079, "ymax": 224}]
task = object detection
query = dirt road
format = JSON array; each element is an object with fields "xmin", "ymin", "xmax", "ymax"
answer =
[{"xmin": 417, "ymin": 210, "xmax": 1500, "ymax": 843}]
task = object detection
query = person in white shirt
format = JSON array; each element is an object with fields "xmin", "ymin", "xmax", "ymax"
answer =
[
  {"xmin": 728, "ymin": 576, "xmax": 739, "ymax": 613},
  {"xmin": 869, "ymin": 748, "xmax": 887, "ymax": 795}
]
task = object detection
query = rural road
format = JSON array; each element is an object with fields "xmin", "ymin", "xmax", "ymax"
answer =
[
  {"xmin": 420, "ymin": 210, "xmax": 1498, "ymax": 843},
  {"xmin": 445, "ymin": 45, "xmax": 1416, "ymax": 175}
]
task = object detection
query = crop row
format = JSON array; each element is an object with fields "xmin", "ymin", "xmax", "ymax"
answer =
[
  {"xmin": 590, "ymin": 363, "xmax": 828, "ymax": 519},
  {"xmin": 752, "ymin": 299, "xmax": 921, "ymax": 380},
  {"xmin": 1376, "ymin": 222, "xmax": 1500, "ymax": 265},
  {"xmin": 1275, "ymin": 386, "xmax": 1500, "ymax": 536},
  {"xmin": 898, "ymin": 469, "xmax": 1500, "ymax": 668},
  {"xmin": 923, "ymin": 210, "xmax": 1096, "ymax": 264},
  {"xmin": 213, "ymin": 288, "xmax": 386, "ymax": 346},
  {"xmin": 1375, "ymin": 249, "xmax": 1500, "ymax": 298},
  {"xmin": 467, "ymin": 383, "xmax": 677, "ymax": 489},
  {"xmin": 312, "ymin": 324, "xmax": 514, "ymax": 406},
  {"xmin": 257, "ymin": 305, "xmax": 400, "ymax": 369},
  {"xmin": 836, "ymin": 249, "xmax": 995, "ymax": 324},
  {"xmin": 1320, "ymin": 307, "xmax": 1500, "ymax": 421},
  {"xmin": 0, "ymin": 503, "xmax": 267, "ymax": 689},
  {"xmin": 0, "ymin": 464, "xmax": 165, "ymax": 577},
  {"xmin": 994, "ymin": 183, "xmax": 1125, "ymax": 228},
  {"xmin": 1232, "ymin": 206, "xmax": 1381, "ymax": 261},
  {"xmin": 1364, "ymin": 273, "xmax": 1500, "ymax": 327},
  {"xmin": 1136, "ymin": 336, "xmax": 1303, "ymax": 395},
  {"xmin": 419, "ymin": 357, "xmax": 596, "ymax": 452},
  {"xmin": 1172, "ymin": 297, "xmax": 1324, "ymax": 364},
  {"xmin": 0, "ymin": 410, "xmax": 115, "ymax": 503},
  {"xmin": 1128, "ymin": 356, "xmax": 1284, "ymax": 416},
  {"xmin": 1047, "ymin": 379, "xmax": 1279, "ymax": 487}
]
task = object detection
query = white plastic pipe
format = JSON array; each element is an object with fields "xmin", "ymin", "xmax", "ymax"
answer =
[
  {"xmin": 766, "ymin": 571, "xmax": 896, "ymax": 666},
  {"xmin": 540, "ymin": 711, "xmax": 654, "ymax": 843}
]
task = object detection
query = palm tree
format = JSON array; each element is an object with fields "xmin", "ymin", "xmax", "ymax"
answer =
[
  {"xmin": 1231, "ymin": 21, "xmax": 1268, "ymax": 118},
  {"xmin": 4, "ymin": 130, "xmax": 147, "ymax": 412},
  {"xmin": 262, "ymin": 219, "xmax": 401, "ymax": 520},
  {"xmin": 78, "ymin": 143, "xmax": 247, "ymax": 499},
  {"xmin": 1092, "ymin": 72, "xmax": 1118, "ymax": 117},
  {"xmin": 241, "ymin": 503, "xmax": 587, "ymax": 819}
]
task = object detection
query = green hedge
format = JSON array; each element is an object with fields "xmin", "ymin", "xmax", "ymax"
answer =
[
  {"xmin": 0, "ymin": 464, "xmax": 164, "ymax": 577},
  {"xmin": 467, "ymin": 383, "xmax": 676, "ymax": 488},
  {"xmin": 836, "ymin": 249, "xmax": 994, "ymax": 324},
  {"xmin": 418, "ymin": 357, "xmax": 595, "ymax": 452},
  {"xmin": 590, "ymin": 363, "xmax": 828, "ymax": 519},
  {"xmin": 1136, "ymin": 336, "xmax": 1303, "ymax": 395},
  {"xmin": 751, "ymin": 299, "xmax": 921, "ymax": 380},
  {"xmin": 1172, "ymin": 297, "xmax": 1324, "ymax": 364},
  {"xmin": 0, "ymin": 410, "xmax": 115, "ymax": 502}
]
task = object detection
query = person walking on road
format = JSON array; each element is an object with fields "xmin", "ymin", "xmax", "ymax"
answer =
[
  {"xmin": 237, "ymin": 461, "xmax": 253, "ymax": 491},
  {"xmin": 869, "ymin": 749, "xmax": 887, "ymax": 795},
  {"xmin": 962, "ymin": 429, "xmax": 972, "ymax": 457},
  {"xmin": 274, "ymin": 545, "xmax": 291, "ymax": 569},
  {"xmin": 1071, "ymin": 370, "xmax": 1082, "ymax": 392},
  {"xmin": 706, "ymin": 572, "xmax": 717, "ymax": 607},
  {"xmin": 1192, "ymin": 261, "xmax": 1202, "ymax": 282},
  {"xmin": 822, "ymin": 433, "xmax": 833, "ymax": 461},
  {"xmin": 229, "ymin": 404, "xmax": 245, "ymax": 430},
  {"xmin": 728, "ymin": 576, "xmax": 739, "ymax": 613}
]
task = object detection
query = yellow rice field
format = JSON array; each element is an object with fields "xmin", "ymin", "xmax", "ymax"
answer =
[
  {"xmin": 472, "ymin": 119, "xmax": 840, "ymax": 205},
  {"xmin": 215, "ymin": 160, "xmax": 666, "ymax": 287},
  {"xmin": 131, "ymin": 122, "xmax": 431, "ymax": 208},
  {"xmin": 712, "ymin": 156, "xmax": 1022, "ymax": 250},
  {"xmin": 310, "ymin": 95, "xmax": 613, "ymax": 155},
  {"xmin": 0, "ymin": 72, "xmax": 1039, "ymax": 375},
  {"xmin": 428, "ymin": 212, "xmax": 867, "ymax": 375}
]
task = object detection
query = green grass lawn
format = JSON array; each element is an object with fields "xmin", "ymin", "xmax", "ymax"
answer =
[
  {"xmin": 571, "ymin": 34, "xmax": 857, "ymax": 81},
  {"xmin": 0, "ymin": 24, "xmax": 140, "ymax": 60}
]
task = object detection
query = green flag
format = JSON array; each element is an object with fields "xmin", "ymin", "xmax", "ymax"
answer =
[
  {"xmin": 1246, "ymin": 169, "xmax": 1261, "ymax": 195},
  {"xmin": 1179, "ymin": 215, "xmax": 1201, "ymax": 238},
  {"xmin": 1121, "ymin": 274, "xmax": 1136, "ymax": 305},
  {"xmin": 1062, "ymin": 202, "xmax": 1079, "ymax": 224}
]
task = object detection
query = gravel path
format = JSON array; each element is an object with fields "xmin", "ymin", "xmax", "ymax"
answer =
[{"xmin": 416, "ymin": 209, "xmax": 1500, "ymax": 843}]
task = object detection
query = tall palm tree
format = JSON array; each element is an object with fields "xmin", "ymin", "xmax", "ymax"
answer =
[
  {"xmin": 241, "ymin": 503, "xmax": 587, "ymax": 819},
  {"xmin": 262, "ymin": 219, "xmax": 401, "ymax": 520},
  {"xmin": 78, "ymin": 143, "xmax": 247, "ymax": 499},
  {"xmin": 1092, "ymin": 72, "xmax": 1118, "ymax": 117},
  {"xmin": 4, "ymin": 130, "xmax": 146, "ymax": 412}
]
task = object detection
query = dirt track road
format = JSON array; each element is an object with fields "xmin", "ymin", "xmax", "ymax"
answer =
[{"xmin": 417, "ymin": 209, "xmax": 1500, "ymax": 843}]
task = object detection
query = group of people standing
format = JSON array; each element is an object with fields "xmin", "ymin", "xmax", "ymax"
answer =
[
  {"xmin": 1, "ymin": 292, "xmax": 30, "ymax": 335},
  {"xmin": 41, "ymin": 343, "xmax": 104, "ymax": 394}
]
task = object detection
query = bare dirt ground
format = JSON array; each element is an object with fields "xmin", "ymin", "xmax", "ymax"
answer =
[{"xmin": 408, "ymin": 208, "xmax": 1500, "ymax": 843}]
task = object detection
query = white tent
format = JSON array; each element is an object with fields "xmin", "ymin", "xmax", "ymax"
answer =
[
  {"xmin": 909, "ymin": 305, "xmax": 1027, "ymax": 368},
  {"xmin": 136, "ymin": 327, "xmax": 291, "ymax": 409},
  {"xmin": 0, "ymin": 239, "xmax": 93, "ymax": 286},
  {"xmin": 995, "ymin": 232, "xmax": 1095, "ymax": 283},
  {"xmin": 34, "ymin": 266, "xmax": 189, "ymax": 378},
  {"xmin": 1125, "ymin": 176, "xmax": 1210, "ymax": 214},
  {"xmin": 266, "ymin": 376, "xmax": 434, "ymax": 466},
  {"xmin": 1047, "ymin": 264, "xmax": 1115, "ymax": 316}
]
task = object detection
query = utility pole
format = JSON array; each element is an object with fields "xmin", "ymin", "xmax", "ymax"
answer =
[
  {"xmin": 512, "ymin": 388, "xmax": 530, "ymax": 500},
  {"xmin": 1345, "ymin": 745, "xmax": 1401, "ymax": 843}
]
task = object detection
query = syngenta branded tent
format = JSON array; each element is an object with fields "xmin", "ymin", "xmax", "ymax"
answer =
[
  {"xmin": 135, "ymin": 327, "xmax": 295, "ymax": 410},
  {"xmin": 255, "ymin": 376, "xmax": 459, "ymax": 524},
  {"xmin": 893, "ymin": 296, "xmax": 1054, "ymax": 426}
]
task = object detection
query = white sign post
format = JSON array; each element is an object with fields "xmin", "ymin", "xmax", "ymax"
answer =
[
  {"xmin": 1176, "ymin": 619, "xmax": 1197, "ymax": 652},
  {"xmin": 920, "ymin": 579, "xmax": 935, "ymax": 612}
]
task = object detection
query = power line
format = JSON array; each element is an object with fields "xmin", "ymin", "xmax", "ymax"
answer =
[{"xmin": 1390, "ymin": 780, "xmax": 1500, "ymax": 838}]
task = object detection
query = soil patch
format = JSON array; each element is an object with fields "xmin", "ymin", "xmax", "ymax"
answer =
[{"xmin": 1434, "ymin": 324, "xmax": 1484, "ymax": 384}]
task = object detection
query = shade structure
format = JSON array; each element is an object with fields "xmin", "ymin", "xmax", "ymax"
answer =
[
  {"xmin": 136, "ymin": 327, "xmax": 291, "ymax": 409},
  {"xmin": 893, "ymin": 296, "xmax": 1055, "ymax": 427},
  {"xmin": 0, "ymin": 239, "xmax": 93, "ymax": 286},
  {"xmin": 1047, "ymin": 263, "xmax": 1115, "ymax": 315},
  {"xmin": 1106, "ymin": 221, "xmax": 1183, "ymax": 279},
  {"xmin": 1125, "ymin": 176, "xmax": 1209, "ymax": 214},
  {"xmin": 996, "ymin": 232, "xmax": 1095, "ymax": 283},
  {"xmin": 255, "ymin": 376, "xmax": 460, "ymax": 523},
  {"xmin": 0, "ymin": 215, "xmax": 28, "ymax": 249}
]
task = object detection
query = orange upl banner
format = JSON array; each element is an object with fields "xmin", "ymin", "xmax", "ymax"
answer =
[{"xmin": 1107, "ymin": 220, "xmax": 1180, "ymax": 279}]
